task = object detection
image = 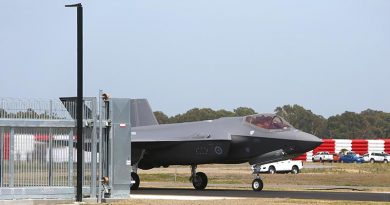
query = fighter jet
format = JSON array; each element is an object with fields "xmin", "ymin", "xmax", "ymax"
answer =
[{"xmin": 130, "ymin": 99, "xmax": 322, "ymax": 191}]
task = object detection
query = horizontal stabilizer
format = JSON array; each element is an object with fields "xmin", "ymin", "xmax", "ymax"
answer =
[{"xmin": 131, "ymin": 99, "xmax": 158, "ymax": 127}]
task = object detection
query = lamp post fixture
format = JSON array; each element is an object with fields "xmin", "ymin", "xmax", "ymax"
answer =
[{"xmin": 65, "ymin": 3, "xmax": 83, "ymax": 202}]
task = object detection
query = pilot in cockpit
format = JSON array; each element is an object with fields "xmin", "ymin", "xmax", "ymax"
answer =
[
  {"xmin": 254, "ymin": 116, "xmax": 272, "ymax": 129},
  {"xmin": 247, "ymin": 114, "xmax": 291, "ymax": 130}
]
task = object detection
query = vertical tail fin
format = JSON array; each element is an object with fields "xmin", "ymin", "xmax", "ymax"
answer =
[{"xmin": 130, "ymin": 99, "xmax": 159, "ymax": 127}]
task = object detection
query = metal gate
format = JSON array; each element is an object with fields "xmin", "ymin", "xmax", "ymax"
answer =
[{"xmin": 0, "ymin": 96, "xmax": 132, "ymax": 200}]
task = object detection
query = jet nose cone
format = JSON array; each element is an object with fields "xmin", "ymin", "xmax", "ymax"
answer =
[
  {"xmin": 294, "ymin": 132, "xmax": 323, "ymax": 153},
  {"xmin": 309, "ymin": 136, "xmax": 323, "ymax": 150}
]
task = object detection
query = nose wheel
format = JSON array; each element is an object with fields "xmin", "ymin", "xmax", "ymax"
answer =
[
  {"xmin": 190, "ymin": 165, "xmax": 208, "ymax": 190},
  {"xmin": 252, "ymin": 178, "xmax": 263, "ymax": 191},
  {"xmin": 251, "ymin": 164, "xmax": 264, "ymax": 191}
]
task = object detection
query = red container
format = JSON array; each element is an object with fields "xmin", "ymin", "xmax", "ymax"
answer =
[
  {"xmin": 312, "ymin": 139, "xmax": 335, "ymax": 154},
  {"xmin": 351, "ymin": 139, "xmax": 368, "ymax": 155},
  {"xmin": 384, "ymin": 139, "xmax": 390, "ymax": 153}
]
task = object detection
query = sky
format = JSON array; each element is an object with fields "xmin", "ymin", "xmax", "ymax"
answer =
[{"xmin": 1, "ymin": 1, "xmax": 389, "ymax": 118}]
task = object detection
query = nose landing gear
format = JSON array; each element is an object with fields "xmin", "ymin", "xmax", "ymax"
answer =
[
  {"xmin": 252, "ymin": 177, "xmax": 263, "ymax": 191},
  {"xmin": 190, "ymin": 165, "xmax": 208, "ymax": 190},
  {"xmin": 251, "ymin": 164, "xmax": 264, "ymax": 191}
]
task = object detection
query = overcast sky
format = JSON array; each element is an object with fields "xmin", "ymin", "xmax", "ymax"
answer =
[{"xmin": 1, "ymin": 1, "xmax": 389, "ymax": 117}]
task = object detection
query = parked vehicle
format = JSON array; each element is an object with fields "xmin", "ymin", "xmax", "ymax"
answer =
[
  {"xmin": 339, "ymin": 152, "xmax": 364, "ymax": 163},
  {"xmin": 380, "ymin": 152, "xmax": 389, "ymax": 163},
  {"xmin": 332, "ymin": 153, "xmax": 340, "ymax": 162},
  {"xmin": 362, "ymin": 152, "xmax": 385, "ymax": 163},
  {"xmin": 252, "ymin": 160, "xmax": 303, "ymax": 174},
  {"xmin": 312, "ymin": 151, "xmax": 333, "ymax": 162}
]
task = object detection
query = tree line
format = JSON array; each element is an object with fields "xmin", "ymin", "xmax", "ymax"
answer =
[{"xmin": 153, "ymin": 105, "xmax": 390, "ymax": 139}]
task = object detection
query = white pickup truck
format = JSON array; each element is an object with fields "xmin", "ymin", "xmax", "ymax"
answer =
[
  {"xmin": 252, "ymin": 160, "xmax": 303, "ymax": 174},
  {"xmin": 312, "ymin": 151, "xmax": 334, "ymax": 162},
  {"xmin": 362, "ymin": 152, "xmax": 388, "ymax": 163}
]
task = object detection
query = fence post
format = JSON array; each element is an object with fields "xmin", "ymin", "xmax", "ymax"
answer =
[
  {"xmin": 108, "ymin": 102, "xmax": 113, "ymax": 189},
  {"xmin": 48, "ymin": 128, "xmax": 53, "ymax": 186},
  {"xmin": 91, "ymin": 98, "xmax": 97, "ymax": 198},
  {"xmin": 48, "ymin": 100, "xmax": 53, "ymax": 186},
  {"xmin": 68, "ymin": 129, "xmax": 74, "ymax": 187},
  {"xmin": 98, "ymin": 90, "xmax": 103, "ymax": 203},
  {"xmin": 0, "ymin": 127, "xmax": 3, "ymax": 187},
  {"xmin": 9, "ymin": 128, "xmax": 14, "ymax": 187}
]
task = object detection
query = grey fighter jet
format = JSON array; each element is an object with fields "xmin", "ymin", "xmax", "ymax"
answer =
[{"xmin": 130, "ymin": 99, "xmax": 322, "ymax": 191}]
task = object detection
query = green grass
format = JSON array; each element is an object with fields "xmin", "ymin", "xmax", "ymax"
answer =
[
  {"xmin": 138, "ymin": 173, "xmax": 189, "ymax": 183},
  {"xmin": 107, "ymin": 163, "xmax": 390, "ymax": 205},
  {"xmin": 139, "ymin": 162, "xmax": 390, "ymax": 189},
  {"xmin": 107, "ymin": 198, "xmax": 390, "ymax": 205}
]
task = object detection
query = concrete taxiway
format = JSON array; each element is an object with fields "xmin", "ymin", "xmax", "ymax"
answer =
[{"xmin": 132, "ymin": 188, "xmax": 390, "ymax": 202}]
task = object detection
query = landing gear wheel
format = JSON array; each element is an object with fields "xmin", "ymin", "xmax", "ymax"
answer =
[
  {"xmin": 252, "ymin": 178, "xmax": 263, "ymax": 191},
  {"xmin": 192, "ymin": 172, "xmax": 208, "ymax": 190},
  {"xmin": 130, "ymin": 172, "xmax": 140, "ymax": 190}
]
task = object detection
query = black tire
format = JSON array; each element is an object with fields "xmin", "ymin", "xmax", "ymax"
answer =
[
  {"xmin": 269, "ymin": 166, "xmax": 276, "ymax": 174},
  {"xmin": 384, "ymin": 159, "xmax": 388, "ymax": 164},
  {"xmin": 130, "ymin": 172, "xmax": 140, "ymax": 190},
  {"xmin": 252, "ymin": 178, "xmax": 263, "ymax": 191},
  {"xmin": 291, "ymin": 165, "xmax": 299, "ymax": 174},
  {"xmin": 192, "ymin": 172, "xmax": 208, "ymax": 190},
  {"xmin": 370, "ymin": 158, "xmax": 375, "ymax": 163}
]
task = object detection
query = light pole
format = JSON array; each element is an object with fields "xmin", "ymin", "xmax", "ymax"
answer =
[{"xmin": 65, "ymin": 3, "xmax": 83, "ymax": 202}]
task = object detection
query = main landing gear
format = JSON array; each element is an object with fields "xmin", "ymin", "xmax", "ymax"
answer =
[
  {"xmin": 130, "ymin": 150, "xmax": 144, "ymax": 191},
  {"xmin": 130, "ymin": 163, "xmax": 264, "ymax": 192},
  {"xmin": 190, "ymin": 165, "xmax": 208, "ymax": 190},
  {"xmin": 189, "ymin": 164, "xmax": 264, "ymax": 191},
  {"xmin": 130, "ymin": 172, "xmax": 140, "ymax": 190},
  {"xmin": 251, "ymin": 164, "xmax": 264, "ymax": 191}
]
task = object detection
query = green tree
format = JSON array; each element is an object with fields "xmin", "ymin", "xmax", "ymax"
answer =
[
  {"xmin": 357, "ymin": 109, "xmax": 389, "ymax": 138},
  {"xmin": 215, "ymin": 109, "xmax": 236, "ymax": 118},
  {"xmin": 327, "ymin": 111, "xmax": 369, "ymax": 139},
  {"xmin": 151, "ymin": 105, "xmax": 390, "ymax": 139},
  {"xmin": 274, "ymin": 104, "xmax": 327, "ymax": 137},
  {"xmin": 172, "ymin": 108, "xmax": 219, "ymax": 123},
  {"xmin": 234, "ymin": 107, "xmax": 256, "ymax": 116},
  {"xmin": 153, "ymin": 111, "xmax": 170, "ymax": 124},
  {"xmin": 167, "ymin": 108, "xmax": 237, "ymax": 123}
]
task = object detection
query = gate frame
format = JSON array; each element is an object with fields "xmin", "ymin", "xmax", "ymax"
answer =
[{"xmin": 0, "ymin": 97, "xmax": 132, "ymax": 200}]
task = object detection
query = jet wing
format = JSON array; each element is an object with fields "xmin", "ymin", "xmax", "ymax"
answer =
[{"xmin": 131, "ymin": 120, "xmax": 232, "ymax": 142}]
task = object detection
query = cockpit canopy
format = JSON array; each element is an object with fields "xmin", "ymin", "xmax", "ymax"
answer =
[{"xmin": 245, "ymin": 114, "xmax": 292, "ymax": 130}]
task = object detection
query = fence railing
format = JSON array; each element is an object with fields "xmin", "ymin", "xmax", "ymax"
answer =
[{"xmin": 0, "ymin": 98, "xmax": 99, "ymax": 199}]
